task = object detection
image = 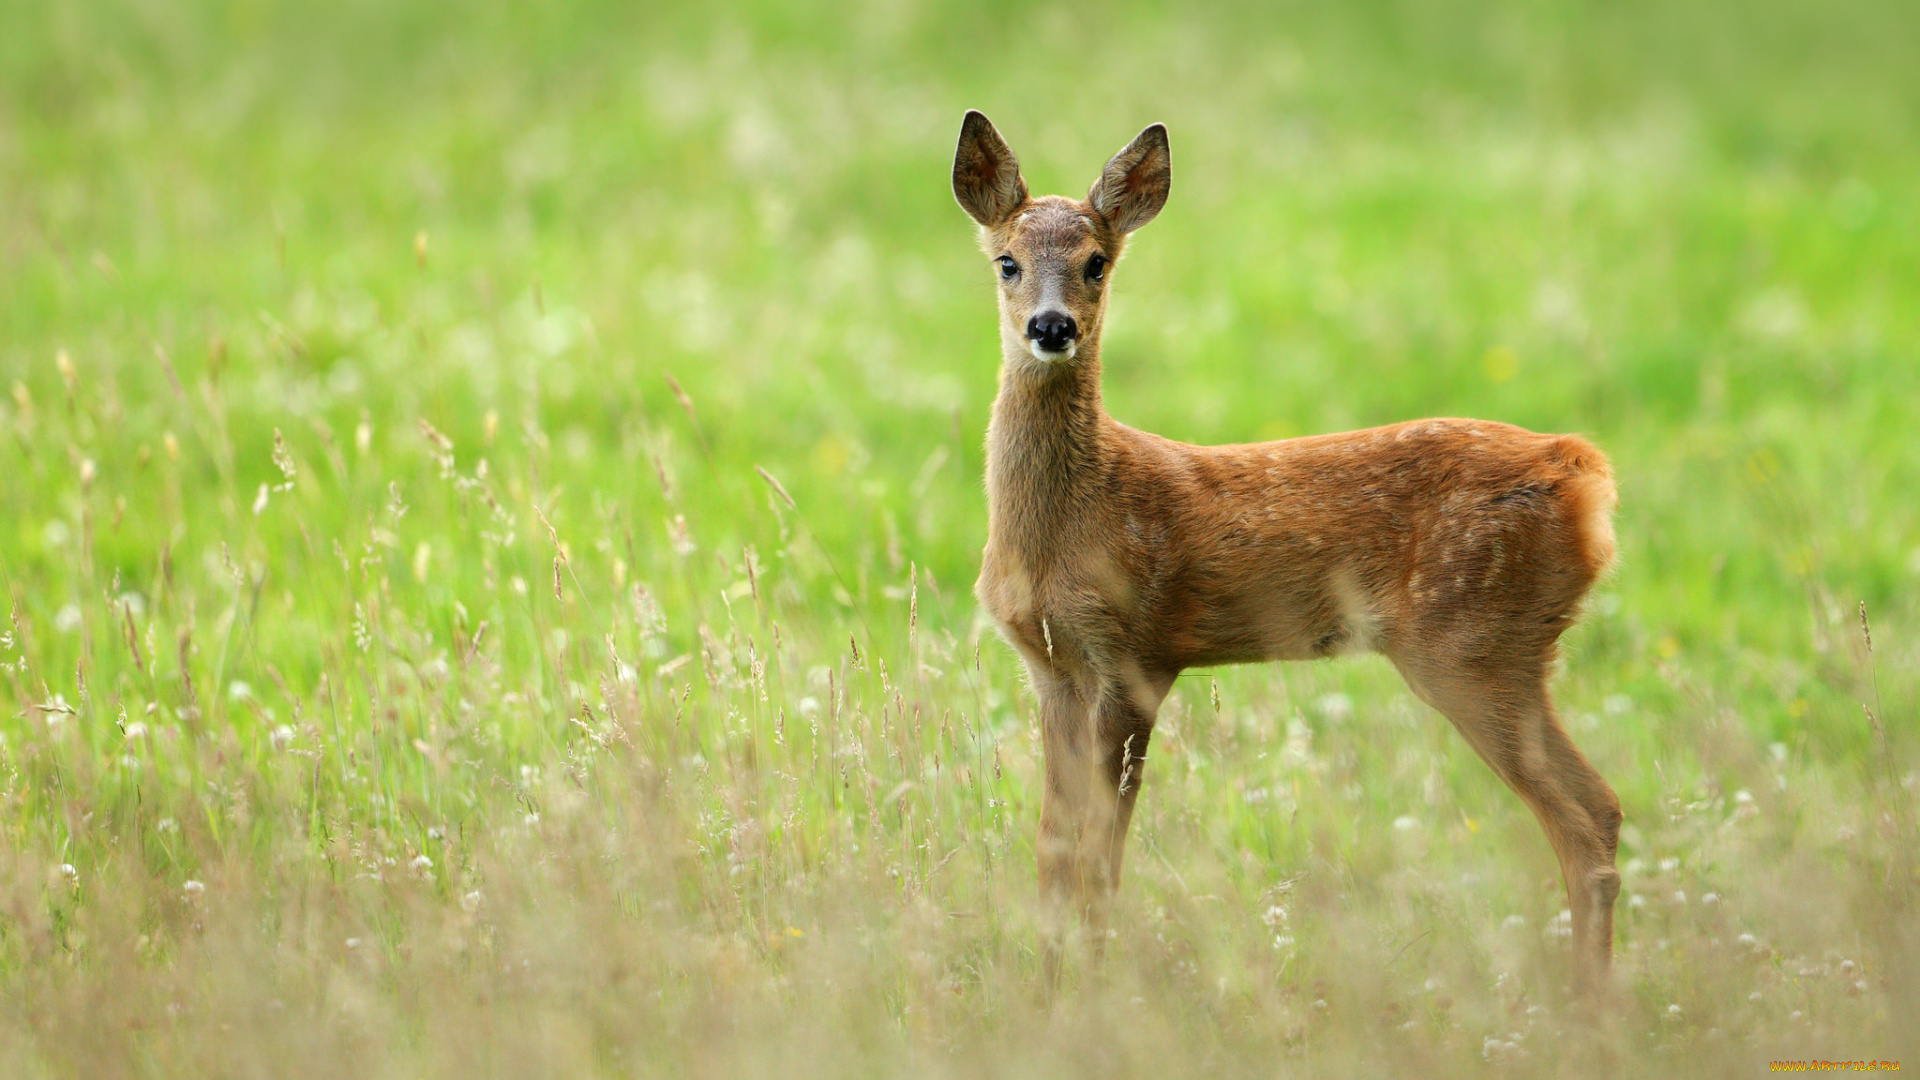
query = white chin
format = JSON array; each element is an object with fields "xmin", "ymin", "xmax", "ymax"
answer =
[{"xmin": 1028, "ymin": 340, "xmax": 1077, "ymax": 363}]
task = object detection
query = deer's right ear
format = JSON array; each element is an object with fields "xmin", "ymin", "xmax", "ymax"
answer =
[{"xmin": 952, "ymin": 111, "xmax": 1027, "ymax": 228}]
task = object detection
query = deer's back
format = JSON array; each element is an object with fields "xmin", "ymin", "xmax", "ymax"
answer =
[{"xmin": 1096, "ymin": 418, "xmax": 1617, "ymax": 675}]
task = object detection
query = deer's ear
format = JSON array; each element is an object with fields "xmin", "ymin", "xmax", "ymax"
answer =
[
  {"xmin": 953, "ymin": 111, "xmax": 1027, "ymax": 228},
  {"xmin": 1089, "ymin": 123, "xmax": 1171, "ymax": 235}
]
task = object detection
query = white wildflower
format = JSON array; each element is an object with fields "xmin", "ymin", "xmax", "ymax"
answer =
[{"xmin": 1313, "ymin": 692, "xmax": 1353, "ymax": 723}]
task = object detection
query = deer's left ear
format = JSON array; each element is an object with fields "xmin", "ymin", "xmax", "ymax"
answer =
[{"xmin": 1089, "ymin": 123, "xmax": 1171, "ymax": 235}]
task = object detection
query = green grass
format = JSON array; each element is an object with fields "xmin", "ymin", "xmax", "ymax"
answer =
[{"xmin": 2, "ymin": 0, "xmax": 1917, "ymax": 1074}]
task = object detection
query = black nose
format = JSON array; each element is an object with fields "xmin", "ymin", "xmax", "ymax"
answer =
[{"xmin": 1025, "ymin": 311, "xmax": 1078, "ymax": 351}]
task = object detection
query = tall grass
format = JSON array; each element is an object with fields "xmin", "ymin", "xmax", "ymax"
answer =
[{"xmin": 2, "ymin": 0, "xmax": 1917, "ymax": 1074}]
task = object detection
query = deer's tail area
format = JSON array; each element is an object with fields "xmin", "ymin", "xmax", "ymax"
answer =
[{"xmin": 1551, "ymin": 434, "xmax": 1619, "ymax": 586}]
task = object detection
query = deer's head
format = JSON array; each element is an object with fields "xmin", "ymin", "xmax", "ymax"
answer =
[{"xmin": 952, "ymin": 111, "xmax": 1171, "ymax": 370}]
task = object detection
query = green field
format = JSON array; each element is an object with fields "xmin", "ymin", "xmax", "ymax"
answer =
[{"xmin": 3, "ymin": 0, "xmax": 1917, "ymax": 1074}]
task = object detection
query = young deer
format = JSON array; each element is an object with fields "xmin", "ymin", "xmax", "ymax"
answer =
[{"xmin": 952, "ymin": 111, "xmax": 1624, "ymax": 989}]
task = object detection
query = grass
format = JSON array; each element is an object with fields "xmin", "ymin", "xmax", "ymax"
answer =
[{"xmin": 2, "ymin": 0, "xmax": 1918, "ymax": 1074}]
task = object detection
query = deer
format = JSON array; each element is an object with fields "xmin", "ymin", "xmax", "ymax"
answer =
[{"xmin": 952, "ymin": 110, "xmax": 1625, "ymax": 992}]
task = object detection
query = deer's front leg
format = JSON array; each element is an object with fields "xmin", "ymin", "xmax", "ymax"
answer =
[
  {"xmin": 1032, "ymin": 668, "xmax": 1093, "ymax": 978},
  {"xmin": 1047, "ymin": 674, "xmax": 1170, "ymax": 931},
  {"xmin": 1090, "ymin": 681, "xmax": 1161, "ymax": 901},
  {"xmin": 1075, "ymin": 674, "xmax": 1168, "ymax": 936}
]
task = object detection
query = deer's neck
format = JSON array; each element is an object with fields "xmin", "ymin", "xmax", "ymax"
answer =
[{"xmin": 985, "ymin": 350, "xmax": 1110, "ymax": 553}]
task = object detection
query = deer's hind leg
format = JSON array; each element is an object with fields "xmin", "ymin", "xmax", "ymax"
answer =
[{"xmin": 1401, "ymin": 659, "xmax": 1623, "ymax": 992}]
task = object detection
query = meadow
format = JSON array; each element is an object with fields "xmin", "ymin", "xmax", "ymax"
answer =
[{"xmin": 2, "ymin": 0, "xmax": 1917, "ymax": 1074}]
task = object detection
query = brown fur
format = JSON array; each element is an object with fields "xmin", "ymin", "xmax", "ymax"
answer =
[{"xmin": 954, "ymin": 112, "xmax": 1624, "ymax": 991}]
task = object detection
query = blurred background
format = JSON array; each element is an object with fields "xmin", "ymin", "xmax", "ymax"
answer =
[{"xmin": 2, "ymin": 0, "xmax": 1917, "ymax": 1074}]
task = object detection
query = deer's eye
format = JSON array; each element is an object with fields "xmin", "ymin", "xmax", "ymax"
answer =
[
  {"xmin": 997, "ymin": 256, "xmax": 1019, "ymax": 280},
  {"xmin": 1086, "ymin": 254, "xmax": 1108, "ymax": 281}
]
